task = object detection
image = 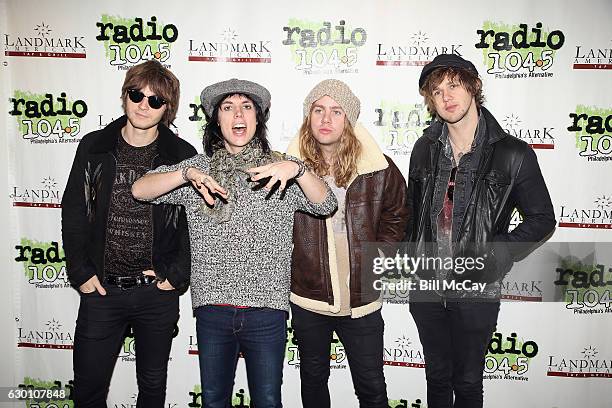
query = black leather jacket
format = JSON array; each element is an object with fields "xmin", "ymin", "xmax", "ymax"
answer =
[
  {"xmin": 61, "ymin": 116, "xmax": 197, "ymax": 290},
  {"xmin": 406, "ymin": 107, "xmax": 556, "ymax": 282}
]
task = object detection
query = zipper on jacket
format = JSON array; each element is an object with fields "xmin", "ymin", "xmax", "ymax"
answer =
[{"xmin": 343, "ymin": 173, "xmax": 369, "ymax": 307}]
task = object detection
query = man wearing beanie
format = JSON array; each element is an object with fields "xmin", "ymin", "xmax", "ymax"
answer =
[
  {"xmin": 287, "ymin": 79, "xmax": 409, "ymax": 408},
  {"xmin": 406, "ymin": 54, "xmax": 555, "ymax": 408}
]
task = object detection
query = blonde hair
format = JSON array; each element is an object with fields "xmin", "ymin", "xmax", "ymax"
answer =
[{"xmin": 298, "ymin": 112, "xmax": 362, "ymax": 188}]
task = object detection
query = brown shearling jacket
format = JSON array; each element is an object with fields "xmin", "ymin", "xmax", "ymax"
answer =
[{"xmin": 288, "ymin": 124, "xmax": 409, "ymax": 318}]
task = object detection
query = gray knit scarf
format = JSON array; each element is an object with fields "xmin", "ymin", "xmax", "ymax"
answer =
[{"xmin": 201, "ymin": 138, "xmax": 282, "ymax": 223}]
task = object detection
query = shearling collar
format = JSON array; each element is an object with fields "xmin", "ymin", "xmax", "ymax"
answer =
[{"xmin": 286, "ymin": 122, "xmax": 388, "ymax": 179}]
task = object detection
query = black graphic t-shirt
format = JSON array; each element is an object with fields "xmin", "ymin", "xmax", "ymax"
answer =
[{"xmin": 104, "ymin": 134, "xmax": 158, "ymax": 278}]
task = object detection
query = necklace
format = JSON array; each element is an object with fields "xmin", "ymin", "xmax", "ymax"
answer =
[{"xmin": 449, "ymin": 137, "xmax": 472, "ymax": 154}]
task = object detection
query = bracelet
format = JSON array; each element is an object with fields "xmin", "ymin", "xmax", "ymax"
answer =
[
  {"xmin": 181, "ymin": 166, "xmax": 191, "ymax": 182},
  {"xmin": 284, "ymin": 155, "xmax": 306, "ymax": 179}
]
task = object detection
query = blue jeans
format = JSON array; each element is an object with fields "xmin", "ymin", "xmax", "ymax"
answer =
[
  {"xmin": 194, "ymin": 305, "xmax": 287, "ymax": 408},
  {"xmin": 409, "ymin": 300, "xmax": 500, "ymax": 408}
]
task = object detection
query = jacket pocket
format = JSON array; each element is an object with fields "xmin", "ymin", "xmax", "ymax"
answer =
[{"xmin": 482, "ymin": 170, "xmax": 510, "ymax": 209}]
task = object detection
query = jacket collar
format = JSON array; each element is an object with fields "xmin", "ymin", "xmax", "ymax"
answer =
[
  {"xmin": 286, "ymin": 122, "xmax": 389, "ymax": 177},
  {"xmin": 90, "ymin": 115, "xmax": 184, "ymax": 162},
  {"xmin": 423, "ymin": 106, "xmax": 507, "ymax": 145}
]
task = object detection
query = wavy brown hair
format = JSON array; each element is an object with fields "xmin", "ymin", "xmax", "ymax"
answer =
[
  {"xmin": 299, "ymin": 112, "xmax": 362, "ymax": 188},
  {"xmin": 420, "ymin": 66, "xmax": 484, "ymax": 119},
  {"xmin": 121, "ymin": 60, "xmax": 180, "ymax": 126}
]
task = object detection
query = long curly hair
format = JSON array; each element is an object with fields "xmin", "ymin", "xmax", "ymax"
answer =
[{"xmin": 298, "ymin": 112, "xmax": 362, "ymax": 188}]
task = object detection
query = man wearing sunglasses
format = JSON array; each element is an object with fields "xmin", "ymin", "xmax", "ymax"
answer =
[
  {"xmin": 405, "ymin": 54, "xmax": 555, "ymax": 408},
  {"xmin": 61, "ymin": 60, "xmax": 196, "ymax": 407}
]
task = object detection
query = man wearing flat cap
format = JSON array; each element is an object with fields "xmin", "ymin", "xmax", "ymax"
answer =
[
  {"xmin": 405, "ymin": 55, "xmax": 555, "ymax": 408},
  {"xmin": 133, "ymin": 78, "xmax": 336, "ymax": 408}
]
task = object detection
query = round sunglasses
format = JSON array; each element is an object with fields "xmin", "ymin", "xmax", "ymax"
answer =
[{"xmin": 127, "ymin": 89, "xmax": 167, "ymax": 109}]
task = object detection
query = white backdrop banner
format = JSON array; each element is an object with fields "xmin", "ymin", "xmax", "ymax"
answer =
[{"xmin": 2, "ymin": 0, "xmax": 611, "ymax": 407}]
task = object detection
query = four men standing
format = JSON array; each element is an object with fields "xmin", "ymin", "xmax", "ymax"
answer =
[{"xmin": 61, "ymin": 55, "xmax": 555, "ymax": 407}]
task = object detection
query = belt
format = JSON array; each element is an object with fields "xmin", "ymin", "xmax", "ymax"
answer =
[{"xmin": 104, "ymin": 275, "xmax": 157, "ymax": 290}]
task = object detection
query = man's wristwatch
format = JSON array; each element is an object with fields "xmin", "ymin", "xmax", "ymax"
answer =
[{"xmin": 284, "ymin": 155, "xmax": 307, "ymax": 179}]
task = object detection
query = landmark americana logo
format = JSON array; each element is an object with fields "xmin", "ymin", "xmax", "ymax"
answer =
[
  {"xmin": 376, "ymin": 30, "xmax": 462, "ymax": 67},
  {"xmin": 10, "ymin": 177, "xmax": 62, "ymax": 208},
  {"xmin": 502, "ymin": 113, "xmax": 555, "ymax": 149},
  {"xmin": 189, "ymin": 28, "xmax": 271, "ymax": 63},
  {"xmin": 384, "ymin": 335, "xmax": 425, "ymax": 369},
  {"xmin": 572, "ymin": 42, "xmax": 612, "ymax": 70},
  {"xmin": 17, "ymin": 318, "xmax": 73, "ymax": 350},
  {"xmin": 4, "ymin": 22, "xmax": 86, "ymax": 59},
  {"xmin": 558, "ymin": 195, "xmax": 612, "ymax": 230},
  {"xmin": 548, "ymin": 346, "xmax": 612, "ymax": 378}
]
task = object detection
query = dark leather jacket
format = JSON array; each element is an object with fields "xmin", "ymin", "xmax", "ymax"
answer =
[
  {"xmin": 406, "ymin": 107, "xmax": 555, "ymax": 282},
  {"xmin": 61, "ymin": 116, "xmax": 197, "ymax": 290},
  {"xmin": 288, "ymin": 125, "xmax": 409, "ymax": 317}
]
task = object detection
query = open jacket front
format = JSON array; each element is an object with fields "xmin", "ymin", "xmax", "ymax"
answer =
[
  {"xmin": 288, "ymin": 123, "xmax": 409, "ymax": 318},
  {"xmin": 406, "ymin": 107, "xmax": 556, "ymax": 285},
  {"xmin": 61, "ymin": 116, "xmax": 197, "ymax": 290}
]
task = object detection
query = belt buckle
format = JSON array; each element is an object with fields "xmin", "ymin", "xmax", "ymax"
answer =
[{"xmin": 117, "ymin": 277, "xmax": 138, "ymax": 290}]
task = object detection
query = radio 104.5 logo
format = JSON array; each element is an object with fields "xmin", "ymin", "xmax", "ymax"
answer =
[
  {"xmin": 15, "ymin": 239, "xmax": 70, "ymax": 289},
  {"xmin": 9, "ymin": 91, "xmax": 87, "ymax": 144},
  {"xmin": 484, "ymin": 331, "xmax": 539, "ymax": 381},
  {"xmin": 568, "ymin": 106, "xmax": 612, "ymax": 162},
  {"xmin": 554, "ymin": 257, "xmax": 612, "ymax": 315},
  {"xmin": 95, "ymin": 15, "xmax": 177, "ymax": 69},
  {"xmin": 282, "ymin": 19, "xmax": 366, "ymax": 75},
  {"xmin": 475, "ymin": 21, "xmax": 564, "ymax": 79}
]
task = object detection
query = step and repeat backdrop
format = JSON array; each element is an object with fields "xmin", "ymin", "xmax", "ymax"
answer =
[{"xmin": 2, "ymin": 0, "xmax": 611, "ymax": 407}]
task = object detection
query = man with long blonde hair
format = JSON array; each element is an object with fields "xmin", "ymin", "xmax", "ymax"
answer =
[{"xmin": 287, "ymin": 79, "xmax": 409, "ymax": 408}]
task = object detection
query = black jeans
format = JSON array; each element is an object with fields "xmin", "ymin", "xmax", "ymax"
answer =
[
  {"xmin": 73, "ymin": 283, "xmax": 179, "ymax": 408},
  {"xmin": 290, "ymin": 303, "xmax": 388, "ymax": 408},
  {"xmin": 409, "ymin": 300, "xmax": 500, "ymax": 408}
]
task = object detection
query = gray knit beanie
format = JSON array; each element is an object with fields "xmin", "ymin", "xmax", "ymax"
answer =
[{"xmin": 303, "ymin": 79, "xmax": 360, "ymax": 125}]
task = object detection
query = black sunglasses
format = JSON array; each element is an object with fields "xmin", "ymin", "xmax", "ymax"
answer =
[{"xmin": 127, "ymin": 89, "xmax": 167, "ymax": 109}]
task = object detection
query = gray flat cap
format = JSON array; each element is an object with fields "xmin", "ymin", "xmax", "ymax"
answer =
[{"xmin": 200, "ymin": 78, "xmax": 271, "ymax": 118}]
